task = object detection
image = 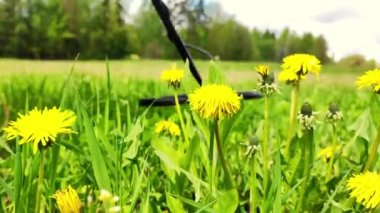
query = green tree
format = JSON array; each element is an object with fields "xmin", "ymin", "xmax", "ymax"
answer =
[
  {"xmin": 206, "ymin": 19, "xmax": 252, "ymax": 60},
  {"xmin": 313, "ymin": 35, "xmax": 329, "ymax": 63},
  {"xmin": 299, "ymin": 32, "xmax": 315, "ymax": 54}
]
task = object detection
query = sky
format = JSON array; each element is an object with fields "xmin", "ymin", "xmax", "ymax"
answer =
[{"xmin": 130, "ymin": 0, "xmax": 380, "ymax": 62}]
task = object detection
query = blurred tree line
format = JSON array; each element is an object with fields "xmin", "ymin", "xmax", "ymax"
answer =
[{"xmin": 0, "ymin": 0, "xmax": 330, "ymax": 62}]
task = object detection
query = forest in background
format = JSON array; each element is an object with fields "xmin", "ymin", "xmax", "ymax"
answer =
[{"xmin": 0, "ymin": 0, "xmax": 339, "ymax": 63}]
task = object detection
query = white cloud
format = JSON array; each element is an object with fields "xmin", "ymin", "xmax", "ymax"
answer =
[
  {"xmin": 129, "ymin": 0, "xmax": 380, "ymax": 62},
  {"xmin": 218, "ymin": 0, "xmax": 380, "ymax": 62}
]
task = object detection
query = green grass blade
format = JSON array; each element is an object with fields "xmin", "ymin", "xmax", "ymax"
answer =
[
  {"xmin": 76, "ymin": 98, "xmax": 111, "ymax": 191},
  {"xmin": 321, "ymin": 168, "xmax": 352, "ymax": 213},
  {"xmin": 273, "ymin": 141, "xmax": 282, "ymax": 212},
  {"xmin": 14, "ymin": 143, "xmax": 22, "ymax": 212},
  {"xmin": 104, "ymin": 57, "xmax": 111, "ymax": 133},
  {"xmin": 129, "ymin": 160, "xmax": 148, "ymax": 210},
  {"xmin": 170, "ymin": 193, "xmax": 215, "ymax": 213}
]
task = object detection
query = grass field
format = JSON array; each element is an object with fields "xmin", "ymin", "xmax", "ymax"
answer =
[
  {"xmin": 0, "ymin": 59, "xmax": 362, "ymax": 85},
  {"xmin": 0, "ymin": 59, "xmax": 378, "ymax": 212}
]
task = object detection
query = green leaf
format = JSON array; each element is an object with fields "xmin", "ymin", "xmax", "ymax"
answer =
[
  {"xmin": 213, "ymin": 189, "xmax": 239, "ymax": 213},
  {"xmin": 124, "ymin": 117, "xmax": 144, "ymax": 144},
  {"xmin": 152, "ymin": 138, "xmax": 183, "ymax": 170},
  {"xmin": 286, "ymin": 135, "xmax": 303, "ymax": 185},
  {"xmin": 166, "ymin": 192, "xmax": 186, "ymax": 213},
  {"xmin": 130, "ymin": 162, "xmax": 148, "ymax": 211},
  {"xmin": 77, "ymin": 99, "xmax": 111, "ymax": 191},
  {"xmin": 140, "ymin": 183, "xmax": 151, "ymax": 213},
  {"xmin": 207, "ymin": 61, "xmax": 226, "ymax": 84},
  {"xmin": 170, "ymin": 193, "xmax": 215, "ymax": 213},
  {"xmin": 348, "ymin": 108, "xmax": 376, "ymax": 142}
]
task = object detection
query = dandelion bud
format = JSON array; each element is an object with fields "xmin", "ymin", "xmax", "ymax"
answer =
[
  {"xmin": 266, "ymin": 72, "xmax": 275, "ymax": 84},
  {"xmin": 255, "ymin": 65, "xmax": 280, "ymax": 96},
  {"xmin": 99, "ymin": 189, "xmax": 112, "ymax": 202},
  {"xmin": 326, "ymin": 102, "xmax": 343, "ymax": 122},
  {"xmin": 242, "ymin": 136, "xmax": 260, "ymax": 159},
  {"xmin": 109, "ymin": 206, "xmax": 121, "ymax": 212},
  {"xmin": 300, "ymin": 102, "xmax": 312, "ymax": 117},
  {"xmin": 298, "ymin": 102, "xmax": 317, "ymax": 130},
  {"xmin": 87, "ymin": 195, "xmax": 93, "ymax": 206},
  {"xmin": 113, "ymin": 196, "xmax": 120, "ymax": 202}
]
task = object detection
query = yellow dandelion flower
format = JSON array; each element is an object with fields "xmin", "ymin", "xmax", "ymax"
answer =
[
  {"xmin": 278, "ymin": 70, "xmax": 302, "ymax": 82},
  {"xmin": 279, "ymin": 53, "xmax": 321, "ymax": 82},
  {"xmin": 160, "ymin": 65, "xmax": 184, "ymax": 89},
  {"xmin": 188, "ymin": 84, "xmax": 242, "ymax": 120},
  {"xmin": 255, "ymin": 65, "xmax": 270, "ymax": 76},
  {"xmin": 355, "ymin": 69, "xmax": 380, "ymax": 92},
  {"xmin": 347, "ymin": 171, "xmax": 380, "ymax": 209},
  {"xmin": 52, "ymin": 185, "xmax": 81, "ymax": 213},
  {"xmin": 317, "ymin": 145, "xmax": 340, "ymax": 162},
  {"xmin": 4, "ymin": 107, "xmax": 76, "ymax": 154},
  {"xmin": 154, "ymin": 120, "xmax": 181, "ymax": 137}
]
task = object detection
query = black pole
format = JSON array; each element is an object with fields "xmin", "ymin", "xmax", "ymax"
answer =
[
  {"xmin": 139, "ymin": 91, "xmax": 262, "ymax": 107},
  {"xmin": 151, "ymin": 0, "xmax": 203, "ymax": 86}
]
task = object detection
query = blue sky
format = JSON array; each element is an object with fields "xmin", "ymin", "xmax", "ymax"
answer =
[{"xmin": 130, "ymin": 0, "xmax": 380, "ymax": 62}]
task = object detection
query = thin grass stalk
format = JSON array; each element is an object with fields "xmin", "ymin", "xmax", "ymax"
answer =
[
  {"xmin": 262, "ymin": 97, "xmax": 269, "ymax": 197},
  {"xmin": 24, "ymin": 145, "xmax": 33, "ymax": 210},
  {"xmin": 214, "ymin": 119, "xmax": 233, "ymax": 189},
  {"xmin": 364, "ymin": 122, "xmax": 380, "ymax": 171},
  {"xmin": 48, "ymin": 146, "xmax": 60, "ymax": 211},
  {"xmin": 174, "ymin": 92, "xmax": 189, "ymax": 146},
  {"xmin": 34, "ymin": 150, "xmax": 45, "ymax": 213},
  {"xmin": 23, "ymin": 95, "xmax": 31, "ymax": 210},
  {"xmin": 173, "ymin": 92, "xmax": 193, "ymax": 195},
  {"xmin": 326, "ymin": 124, "xmax": 337, "ymax": 181},
  {"xmin": 115, "ymin": 100, "xmax": 122, "ymax": 199},
  {"xmin": 285, "ymin": 82, "xmax": 300, "ymax": 157},
  {"xmin": 104, "ymin": 58, "xmax": 111, "ymax": 133},
  {"xmin": 273, "ymin": 140, "xmax": 282, "ymax": 212},
  {"xmin": 14, "ymin": 142, "xmax": 22, "ymax": 212}
]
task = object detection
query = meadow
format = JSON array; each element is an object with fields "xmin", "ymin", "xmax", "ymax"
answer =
[{"xmin": 0, "ymin": 59, "xmax": 378, "ymax": 212}]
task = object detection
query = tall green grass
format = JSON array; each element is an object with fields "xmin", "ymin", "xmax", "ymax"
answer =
[{"xmin": 0, "ymin": 60, "xmax": 377, "ymax": 212}]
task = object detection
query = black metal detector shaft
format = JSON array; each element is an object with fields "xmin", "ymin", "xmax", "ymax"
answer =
[
  {"xmin": 139, "ymin": 91, "xmax": 262, "ymax": 107},
  {"xmin": 151, "ymin": 0, "xmax": 203, "ymax": 86}
]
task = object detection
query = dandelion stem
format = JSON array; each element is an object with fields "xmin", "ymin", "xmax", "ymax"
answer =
[
  {"xmin": 262, "ymin": 97, "xmax": 269, "ymax": 197},
  {"xmin": 35, "ymin": 150, "xmax": 45, "ymax": 213},
  {"xmin": 326, "ymin": 124, "xmax": 337, "ymax": 181},
  {"xmin": 250, "ymin": 154, "xmax": 258, "ymax": 213},
  {"xmin": 285, "ymin": 81, "xmax": 300, "ymax": 157},
  {"xmin": 214, "ymin": 119, "xmax": 233, "ymax": 189},
  {"xmin": 208, "ymin": 122, "xmax": 215, "ymax": 197},
  {"xmin": 364, "ymin": 122, "xmax": 380, "ymax": 171},
  {"xmin": 296, "ymin": 129, "xmax": 313, "ymax": 213}
]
